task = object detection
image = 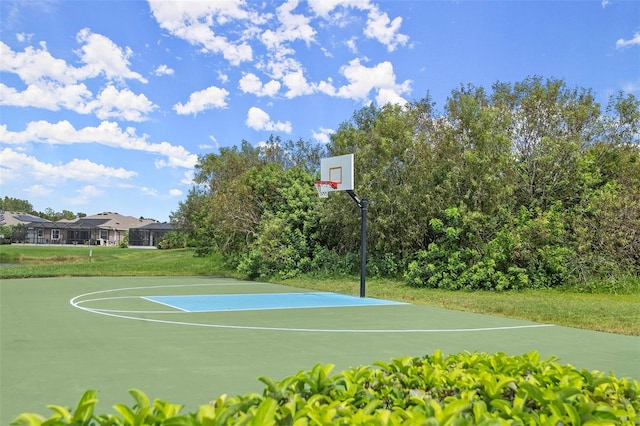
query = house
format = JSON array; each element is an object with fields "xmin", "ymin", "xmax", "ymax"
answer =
[
  {"xmin": 128, "ymin": 222, "xmax": 173, "ymax": 247},
  {"xmin": 0, "ymin": 211, "xmax": 50, "ymax": 226},
  {"xmin": 0, "ymin": 211, "xmax": 50, "ymax": 243},
  {"xmin": 9, "ymin": 212, "xmax": 157, "ymax": 246}
]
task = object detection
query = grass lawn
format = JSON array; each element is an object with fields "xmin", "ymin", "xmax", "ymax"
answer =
[
  {"xmin": 1, "ymin": 244, "xmax": 638, "ymax": 336},
  {"xmin": 0, "ymin": 245, "xmax": 228, "ymax": 277},
  {"xmin": 282, "ymin": 277, "xmax": 640, "ymax": 336}
]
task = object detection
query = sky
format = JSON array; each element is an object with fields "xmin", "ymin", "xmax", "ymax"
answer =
[{"xmin": 1, "ymin": 0, "xmax": 639, "ymax": 222}]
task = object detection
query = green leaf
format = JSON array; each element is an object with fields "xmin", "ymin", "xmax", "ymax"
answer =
[
  {"xmin": 44, "ymin": 405, "xmax": 72, "ymax": 422},
  {"xmin": 70, "ymin": 390, "xmax": 98, "ymax": 424},
  {"xmin": 9, "ymin": 413, "xmax": 47, "ymax": 426},
  {"xmin": 153, "ymin": 399, "xmax": 184, "ymax": 419},
  {"xmin": 247, "ymin": 398, "xmax": 277, "ymax": 426},
  {"xmin": 128, "ymin": 389, "xmax": 150, "ymax": 411},
  {"xmin": 113, "ymin": 403, "xmax": 136, "ymax": 425}
]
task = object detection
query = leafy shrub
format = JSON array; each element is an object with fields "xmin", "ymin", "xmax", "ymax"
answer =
[
  {"xmin": 157, "ymin": 231, "xmax": 187, "ymax": 250},
  {"xmin": 0, "ymin": 225, "xmax": 12, "ymax": 244},
  {"xmin": 309, "ymin": 247, "xmax": 359, "ymax": 276},
  {"xmin": 405, "ymin": 205, "xmax": 575, "ymax": 291},
  {"xmin": 237, "ymin": 213, "xmax": 313, "ymax": 280},
  {"xmin": 367, "ymin": 252, "xmax": 404, "ymax": 278},
  {"xmin": 118, "ymin": 232, "xmax": 128, "ymax": 249},
  {"xmin": 13, "ymin": 351, "xmax": 638, "ymax": 425}
]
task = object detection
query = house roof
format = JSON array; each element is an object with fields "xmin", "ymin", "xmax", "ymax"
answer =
[
  {"xmin": 0, "ymin": 211, "xmax": 50, "ymax": 226},
  {"xmin": 73, "ymin": 212, "xmax": 156, "ymax": 230},
  {"xmin": 133, "ymin": 222, "xmax": 173, "ymax": 231},
  {"xmin": 16, "ymin": 212, "xmax": 159, "ymax": 231}
]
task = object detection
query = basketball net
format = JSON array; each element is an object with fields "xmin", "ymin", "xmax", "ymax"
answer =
[{"xmin": 314, "ymin": 181, "xmax": 338, "ymax": 198}]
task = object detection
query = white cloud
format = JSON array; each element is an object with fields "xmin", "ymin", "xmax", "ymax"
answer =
[
  {"xmin": 0, "ymin": 82, "xmax": 155, "ymax": 122},
  {"xmin": 264, "ymin": 55, "xmax": 303, "ymax": 80},
  {"xmin": 0, "ymin": 148, "xmax": 137, "ymax": 184},
  {"xmin": 1, "ymin": 30, "xmax": 142, "ymax": 85},
  {"xmin": 154, "ymin": 64, "xmax": 174, "ymax": 76},
  {"xmin": 363, "ymin": 6, "xmax": 409, "ymax": 51},
  {"xmin": 260, "ymin": 0, "xmax": 316, "ymax": 50},
  {"xmin": 376, "ymin": 87, "xmax": 408, "ymax": 106},
  {"xmin": 69, "ymin": 185, "xmax": 104, "ymax": 205},
  {"xmin": 0, "ymin": 81, "xmax": 93, "ymax": 112},
  {"xmin": 334, "ymin": 58, "xmax": 411, "ymax": 105},
  {"xmin": 181, "ymin": 170, "xmax": 195, "ymax": 185},
  {"xmin": 173, "ymin": 86, "xmax": 229, "ymax": 115},
  {"xmin": 16, "ymin": 33, "xmax": 33, "ymax": 43},
  {"xmin": 622, "ymin": 80, "xmax": 640, "ymax": 93},
  {"xmin": 0, "ymin": 121, "xmax": 197, "ymax": 169},
  {"xmin": 76, "ymin": 28, "xmax": 148, "ymax": 83},
  {"xmin": 0, "ymin": 40, "xmax": 85, "ymax": 85},
  {"xmin": 307, "ymin": 0, "xmax": 408, "ymax": 51},
  {"xmin": 25, "ymin": 184, "xmax": 52, "ymax": 196},
  {"xmin": 169, "ymin": 188, "xmax": 183, "ymax": 196},
  {"xmin": 217, "ymin": 70, "xmax": 229, "ymax": 84},
  {"xmin": 282, "ymin": 70, "xmax": 316, "ymax": 98},
  {"xmin": 307, "ymin": 0, "xmax": 372, "ymax": 19},
  {"xmin": 141, "ymin": 187, "xmax": 158, "ymax": 196},
  {"xmin": 239, "ymin": 73, "xmax": 281, "ymax": 97},
  {"xmin": 346, "ymin": 37, "xmax": 358, "ymax": 53},
  {"xmin": 91, "ymin": 85, "xmax": 156, "ymax": 122},
  {"xmin": 148, "ymin": 0, "xmax": 259, "ymax": 66},
  {"xmin": 0, "ymin": 38, "xmax": 153, "ymax": 120},
  {"xmin": 616, "ymin": 32, "xmax": 640, "ymax": 49},
  {"xmin": 312, "ymin": 127, "xmax": 334, "ymax": 144},
  {"xmin": 245, "ymin": 107, "xmax": 292, "ymax": 133}
]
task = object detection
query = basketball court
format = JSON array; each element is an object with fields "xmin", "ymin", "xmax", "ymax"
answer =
[
  {"xmin": 1, "ymin": 276, "xmax": 639, "ymax": 424},
  {"xmin": 2, "ymin": 155, "xmax": 639, "ymax": 421}
]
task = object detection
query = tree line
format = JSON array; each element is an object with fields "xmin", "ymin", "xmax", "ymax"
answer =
[
  {"xmin": 171, "ymin": 77, "xmax": 639, "ymax": 290},
  {"xmin": 0, "ymin": 197, "xmax": 87, "ymax": 221}
]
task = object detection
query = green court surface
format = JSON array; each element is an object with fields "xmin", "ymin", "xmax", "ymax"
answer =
[{"xmin": 1, "ymin": 276, "xmax": 639, "ymax": 423}]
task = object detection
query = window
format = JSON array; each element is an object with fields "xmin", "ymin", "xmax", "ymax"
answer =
[
  {"xmin": 52, "ymin": 229, "xmax": 60, "ymax": 240},
  {"xmin": 100, "ymin": 229, "xmax": 109, "ymax": 240}
]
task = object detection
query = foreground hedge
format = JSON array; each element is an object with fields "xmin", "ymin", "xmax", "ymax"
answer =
[{"xmin": 12, "ymin": 351, "xmax": 639, "ymax": 425}]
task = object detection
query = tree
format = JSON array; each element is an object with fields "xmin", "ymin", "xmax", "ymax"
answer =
[
  {"xmin": 172, "ymin": 137, "xmax": 327, "ymax": 262},
  {"xmin": 571, "ymin": 92, "xmax": 640, "ymax": 276},
  {"xmin": 327, "ymin": 100, "xmax": 441, "ymax": 258},
  {"xmin": 237, "ymin": 165, "xmax": 320, "ymax": 278},
  {"xmin": 0, "ymin": 196, "xmax": 34, "ymax": 213},
  {"xmin": 61, "ymin": 210, "xmax": 76, "ymax": 220},
  {"xmin": 490, "ymin": 76, "xmax": 600, "ymax": 209}
]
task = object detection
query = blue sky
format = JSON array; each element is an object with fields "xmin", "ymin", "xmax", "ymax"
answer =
[{"xmin": 1, "ymin": 0, "xmax": 638, "ymax": 222}]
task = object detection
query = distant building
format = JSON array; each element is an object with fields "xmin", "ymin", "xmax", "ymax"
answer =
[
  {"xmin": 128, "ymin": 222, "xmax": 174, "ymax": 247},
  {"xmin": 2, "ymin": 212, "xmax": 160, "ymax": 246},
  {"xmin": 0, "ymin": 211, "xmax": 49, "ymax": 226}
]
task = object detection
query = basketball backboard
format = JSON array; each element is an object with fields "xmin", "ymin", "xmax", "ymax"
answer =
[{"xmin": 320, "ymin": 154, "xmax": 354, "ymax": 192}]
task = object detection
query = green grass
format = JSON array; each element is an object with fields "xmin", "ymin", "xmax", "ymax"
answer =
[
  {"xmin": 2, "ymin": 245, "xmax": 638, "ymax": 336},
  {"xmin": 281, "ymin": 277, "xmax": 640, "ymax": 337},
  {"xmin": 0, "ymin": 245, "xmax": 229, "ymax": 277}
]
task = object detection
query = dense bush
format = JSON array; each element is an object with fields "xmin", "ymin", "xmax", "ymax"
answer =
[
  {"xmin": 157, "ymin": 231, "xmax": 187, "ymax": 250},
  {"xmin": 405, "ymin": 205, "xmax": 575, "ymax": 291},
  {"xmin": 118, "ymin": 232, "xmax": 129, "ymax": 249},
  {"xmin": 0, "ymin": 225, "xmax": 11, "ymax": 244},
  {"xmin": 12, "ymin": 351, "xmax": 639, "ymax": 425}
]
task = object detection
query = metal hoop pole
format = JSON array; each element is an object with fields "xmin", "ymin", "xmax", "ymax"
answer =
[{"xmin": 347, "ymin": 190, "xmax": 367, "ymax": 298}]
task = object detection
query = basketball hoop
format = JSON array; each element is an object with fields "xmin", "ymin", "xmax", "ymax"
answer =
[{"xmin": 314, "ymin": 180, "xmax": 338, "ymax": 198}]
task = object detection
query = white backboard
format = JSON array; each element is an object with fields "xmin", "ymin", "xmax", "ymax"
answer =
[{"xmin": 320, "ymin": 154, "xmax": 354, "ymax": 192}]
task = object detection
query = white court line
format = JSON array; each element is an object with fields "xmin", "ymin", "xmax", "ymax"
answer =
[
  {"xmin": 140, "ymin": 296, "xmax": 189, "ymax": 312},
  {"xmin": 69, "ymin": 283, "xmax": 555, "ymax": 334},
  {"xmin": 74, "ymin": 295, "xmax": 185, "ymax": 314}
]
